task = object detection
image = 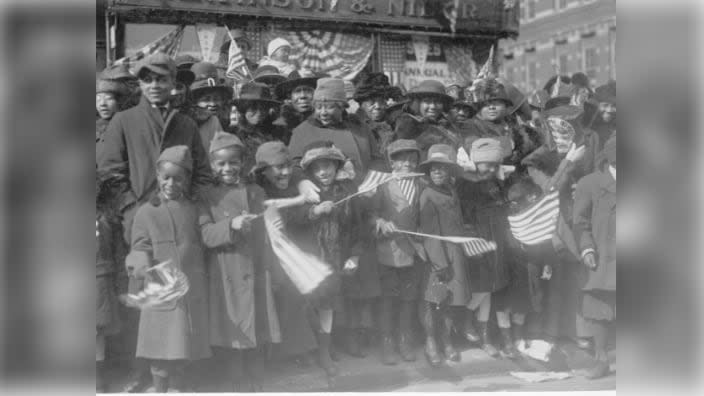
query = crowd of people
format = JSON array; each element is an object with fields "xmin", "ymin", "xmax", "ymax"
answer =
[{"xmin": 96, "ymin": 34, "xmax": 616, "ymax": 393}]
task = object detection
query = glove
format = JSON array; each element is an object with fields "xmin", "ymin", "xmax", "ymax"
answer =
[
  {"xmin": 343, "ymin": 256, "xmax": 359, "ymax": 275},
  {"xmin": 565, "ymin": 143, "xmax": 586, "ymax": 163},
  {"xmin": 583, "ymin": 252, "xmax": 598, "ymax": 270}
]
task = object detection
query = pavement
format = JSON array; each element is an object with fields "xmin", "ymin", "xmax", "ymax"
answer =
[{"xmin": 103, "ymin": 337, "xmax": 615, "ymax": 393}]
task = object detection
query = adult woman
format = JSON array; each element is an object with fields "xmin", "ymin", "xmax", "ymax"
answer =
[
  {"xmin": 394, "ymin": 79, "xmax": 461, "ymax": 159},
  {"xmin": 189, "ymin": 62, "xmax": 233, "ymax": 151},
  {"xmin": 462, "ymin": 79, "xmax": 515, "ymax": 164},
  {"xmin": 230, "ymin": 82, "xmax": 284, "ymax": 174},
  {"xmin": 96, "ymin": 76, "xmax": 130, "ymax": 159},
  {"xmin": 273, "ymin": 70, "xmax": 321, "ymax": 142},
  {"xmin": 354, "ymin": 73, "xmax": 395, "ymax": 162}
]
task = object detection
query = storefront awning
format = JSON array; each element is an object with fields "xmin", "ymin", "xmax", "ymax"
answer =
[{"xmin": 108, "ymin": 0, "xmax": 518, "ymax": 38}]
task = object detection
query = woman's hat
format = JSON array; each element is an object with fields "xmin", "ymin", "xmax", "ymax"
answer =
[
  {"xmin": 189, "ymin": 61, "xmax": 233, "ymax": 98},
  {"xmin": 231, "ymin": 82, "xmax": 281, "ymax": 109},
  {"xmin": 470, "ymin": 138, "xmax": 504, "ymax": 164},
  {"xmin": 473, "ymin": 78, "xmax": 513, "ymax": 108},
  {"xmin": 158, "ymin": 145, "xmax": 193, "ymax": 172},
  {"xmin": 250, "ymin": 141, "xmax": 289, "ymax": 175},
  {"xmin": 593, "ymin": 82, "xmax": 616, "ymax": 104},
  {"xmin": 96, "ymin": 78, "xmax": 130, "ymax": 97},
  {"xmin": 419, "ymin": 144, "xmax": 461, "ymax": 172},
  {"xmin": 252, "ymin": 65, "xmax": 287, "ymax": 86},
  {"xmin": 300, "ymin": 141, "xmax": 346, "ymax": 170},
  {"xmin": 407, "ymin": 80, "xmax": 454, "ymax": 108},
  {"xmin": 386, "ymin": 139, "xmax": 420, "ymax": 160},
  {"xmin": 544, "ymin": 76, "xmax": 575, "ymax": 111},
  {"xmin": 267, "ymin": 37, "xmax": 292, "ymax": 57},
  {"xmin": 354, "ymin": 72, "xmax": 392, "ymax": 102},
  {"xmin": 209, "ymin": 131, "xmax": 244, "ymax": 154},
  {"xmin": 274, "ymin": 70, "xmax": 321, "ymax": 99},
  {"xmin": 313, "ymin": 77, "xmax": 347, "ymax": 103}
]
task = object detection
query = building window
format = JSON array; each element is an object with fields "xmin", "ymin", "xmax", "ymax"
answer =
[
  {"xmin": 559, "ymin": 54, "xmax": 569, "ymax": 74},
  {"xmin": 584, "ymin": 47, "xmax": 598, "ymax": 80},
  {"xmin": 556, "ymin": 0, "xmax": 568, "ymax": 10},
  {"xmin": 527, "ymin": 61, "xmax": 537, "ymax": 90},
  {"xmin": 520, "ymin": 3, "xmax": 525, "ymax": 20},
  {"xmin": 526, "ymin": 0, "xmax": 535, "ymax": 20}
]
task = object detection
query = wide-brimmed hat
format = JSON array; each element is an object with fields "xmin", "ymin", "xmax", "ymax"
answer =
[
  {"xmin": 407, "ymin": 80, "xmax": 454, "ymax": 108},
  {"xmin": 593, "ymin": 82, "xmax": 616, "ymax": 104},
  {"xmin": 274, "ymin": 70, "xmax": 321, "ymax": 99},
  {"xmin": 354, "ymin": 73, "xmax": 392, "ymax": 102},
  {"xmin": 473, "ymin": 78, "xmax": 513, "ymax": 108},
  {"xmin": 250, "ymin": 141, "xmax": 289, "ymax": 175},
  {"xmin": 313, "ymin": 77, "xmax": 347, "ymax": 103},
  {"xmin": 174, "ymin": 55, "xmax": 196, "ymax": 86},
  {"xmin": 96, "ymin": 78, "xmax": 130, "ymax": 97},
  {"xmin": 189, "ymin": 61, "xmax": 233, "ymax": 98},
  {"xmin": 231, "ymin": 82, "xmax": 281, "ymax": 109},
  {"xmin": 419, "ymin": 144, "xmax": 461, "ymax": 172},
  {"xmin": 386, "ymin": 139, "xmax": 420, "ymax": 160},
  {"xmin": 300, "ymin": 141, "xmax": 346, "ymax": 170},
  {"xmin": 252, "ymin": 65, "xmax": 287, "ymax": 86},
  {"xmin": 136, "ymin": 52, "xmax": 176, "ymax": 79},
  {"xmin": 220, "ymin": 29, "xmax": 252, "ymax": 53}
]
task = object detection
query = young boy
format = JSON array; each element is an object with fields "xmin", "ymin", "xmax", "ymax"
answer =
[
  {"xmin": 417, "ymin": 144, "xmax": 471, "ymax": 367},
  {"xmin": 370, "ymin": 139, "xmax": 424, "ymax": 365},
  {"xmin": 197, "ymin": 132, "xmax": 280, "ymax": 391},
  {"xmin": 128, "ymin": 146, "xmax": 211, "ymax": 392}
]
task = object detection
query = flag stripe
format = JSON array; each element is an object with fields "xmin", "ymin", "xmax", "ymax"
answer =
[
  {"xmin": 507, "ymin": 191, "xmax": 559, "ymax": 225},
  {"xmin": 507, "ymin": 190, "xmax": 560, "ymax": 245},
  {"xmin": 510, "ymin": 209, "xmax": 560, "ymax": 236}
]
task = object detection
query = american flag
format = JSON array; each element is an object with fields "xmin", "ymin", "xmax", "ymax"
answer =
[
  {"xmin": 357, "ymin": 170, "xmax": 395, "ymax": 193},
  {"xmin": 263, "ymin": 207, "xmax": 332, "ymax": 295},
  {"xmin": 121, "ymin": 260, "xmax": 190, "ymax": 310},
  {"xmin": 476, "ymin": 45, "xmax": 495, "ymax": 79},
  {"xmin": 507, "ymin": 190, "xmax": 560, "ymax": 245},
  {"xmin": 397, "ymin": 178, "xmax": 417, "ymax": 206},
  {"xmin": 113, "ymin": 25, "xmax": 185, "ymax": 73},
  {"xmin": 461, "ymin": 239, "xmax": 498, "ymax": 257},
  {"xmin": 225, "ymin": 29, "xmax": 250, "ymax": 81}
]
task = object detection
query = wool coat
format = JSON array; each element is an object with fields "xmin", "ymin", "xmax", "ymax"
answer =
[
  {"xmin": 355, "ymin": 108, "xmax": 395, "ymax": 161},
  {"xmin": 234, "ymin": 121, "xmax": 289, "ymax": 175},
  {"xmin": 196, "ymin": 115, "xmax": 224, "ymax": 154},
  {"xmin": 460, "ymin": 117, "xmax": 515, "ymax": 161},
  {"xmin": 394, "ymin": 112, "xmax": 461, "ymax": 160},
  {"xmin": 98, "ymin": 96, "xmax": 212, "ymax": 243},
  {"xmin": 418, "ymin": 182, "xmax": 470, "ymax": 306},
  {"xmin": 198, "ymin": 183, "xmax": 281, "ymax": 349},
  {"xmin": 130, "ymin": 197, "xmax": 211, "ymax": 361}
]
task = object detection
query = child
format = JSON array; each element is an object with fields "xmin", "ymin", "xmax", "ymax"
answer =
[
  {"xmin": 128, "ymin": 146, "xmax": 211, "ymax": 392},
  {"xmin": 417, "ymin": 144, "xmax": 471, "ymax": 367},
  {"xmin": 96, "ymin": 171, "xmax": 124, "ymax": 392},
  {"xmin": 197, "ymin": 132, "xmax": 280, "ymax": 391},
  {"xmin": 297, "ymin": 141, "xmax": 365, "ymax": 382},
  {"xmin": 572, "ymin": 136, "xmax": 616, "ymax": 379},
  {"xmin": 370, "ymin": 139, "xmax": 425, "ymax": 365},
  {"xmin": 457, "ymin": 138, "xmax": 514, "ymax": 359}
]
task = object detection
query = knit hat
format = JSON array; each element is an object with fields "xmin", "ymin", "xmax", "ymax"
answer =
[
  {"xmin": 158, "ymin": 145, "xmax": 193, "ymax": 172},
  {"xmin": 470, "ymin": 138, "xmax": 504, "ymax": 164},
  {"xmin": 300, "ymin": 141, "xmax": 346, "ymax": 170},
  {"xmin": 313, "ymin": 77, "xmax": 347, "ymax": 103},
  {"xmin": 419, "ymin": 144, "xmax": 460, "ymax": 172},
  {"xmin": 387, "ymin": 139, "xmax": 420, "ymax": 160},
  {"xmin": 136, "ymin": 52, "xmax": 176, "ymax": 79},
  {"xmin": 209, "ymin": 131, "xmax": 244, "ymax": 154},
  {"xmin": 96, "ymin": 78, "xmax": 130, "ymax": 97},
  {"xmin": 267, "ymin": 37, "xmax": 292, "ymax": 57},
  {"xmin": 251, "ymin": 141, "xmax": 289, "ymax": 174}
]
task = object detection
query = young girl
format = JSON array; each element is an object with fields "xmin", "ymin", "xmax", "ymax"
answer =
[
  {"xmin": 129, "ymin": 146, "xmax": 211, "ymax": 392},
  {"xmin": 197, "ymin": 132, "xmax": 280, "ymax": 391},
  {"xmin": 417, "ymin": 144, "xmax": 471, "ymax": 367},
  {"xmin": 96, "ymin": 171, "xmax": 124, "ymax": 392}
]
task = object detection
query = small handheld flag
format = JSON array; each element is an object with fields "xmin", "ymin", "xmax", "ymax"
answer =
[{"xmin": 507, "ymin": 190, "xmax": 560, "ymax": 245}]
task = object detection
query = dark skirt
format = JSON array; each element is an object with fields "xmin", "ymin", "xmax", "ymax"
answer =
[
  {"xmin": 493, "ymin": 260, "xmax": 544, "ymax": 315},
  {"xmin": 97, "ymin": 275, "xmax": 121, "ymax": 336}
]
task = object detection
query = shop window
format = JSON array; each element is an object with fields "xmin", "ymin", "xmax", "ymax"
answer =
[{"xmin": 584, "ymin": 46, "xmax": 598, "ymax": 80}]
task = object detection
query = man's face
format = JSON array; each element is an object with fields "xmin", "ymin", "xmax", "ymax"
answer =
[
  {"xmin": 552, "ymin": 130, "xmax": 575, "ymax": 154},
  {"xmin": 419, "ymin": 97, "xmax": 444, "ymax": 120},
  {"xmin": 599, "ymin": 102, "xmax": 616, "ymax": 123},
  {"xmin": 479, "ymin": 100, "xmax": 506, "ymax": 122},
  {"xmin": 361, "ymin": 96, "xmax": 387, "ymax": 122},
  {"xmin": 169, "ymin": 81, "xmax": 188, "ymax": 108},
  {"xmin": 429, "ymin": 163, "xmax": 451, "ymax": 186},
  {"xmin": 475, "ymin": 162, "xmax": 499, "ymax": 180},
  {"xmin": 96, "ymin": 92, "xmax": 119, "ymax": 120},
  {"xmin": 389, "ymin": 151, "xmax": 419, "ymax": 174},
  {"xmin": 138, "ymin": 71, "xmax": 174, "ymax": 106},
  {"xmin": 453, "ymin": 104, "xmax": 473, "ymax": 122},
  {"xmin": 291, "ymin": 86, "xmax": 314, "ymax": 113}
]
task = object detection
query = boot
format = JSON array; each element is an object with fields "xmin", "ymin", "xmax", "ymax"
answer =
[
  {"xmin": 122, "ymin": 365, "xmax": 150, "ymax": 393},
  {"xmin": 379, "ymin": 298, "xmax": 398, "ymax": 365},
  {"xmin": 420, "ymin": 302, "xmax": 442, "ymax": 367},
  {"xmin": 441, "ymin": 313, "xmax": 460, "ymax": 362},
  {"xmin": 477, "ymin": 321, "xmax": 500, "ymax": 358},
  {"xmin": 499, "ymin": 327, "xmax": 519, "ymax": 359},
  {"xmin": 345, "ymin": 328, "xmax": 365, "ymax": 358},
  {"xmin": 398, "ymin": 301, "xmax": 416, "ymax": 362},
  {"xmin": 398, "ymin": 332, "xmax": 416, "ymax": 362},
  {"xmin": 462, "ymin": 310, "xmax": 481, "ymax": 343},
  {"xmin": 381, "ymin": 333, "xmax": 398, "ymax": 365},
  {"xmin": 512, "ymin": 323, "xmax": 527, "ymax": 352},
  {"xmin": 317, "ymin": 332, "xmax": 339, "ymax": 377},
  {"xmin": 96, "ymin": 361, "xmax": 107, "ymax": 393},
  {"xmin": 152, "ymin": 374, "xmax": 168, "ymax": 394}
]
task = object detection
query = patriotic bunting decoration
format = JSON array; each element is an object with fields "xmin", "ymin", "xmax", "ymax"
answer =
[
  {"xmin": 263, "ymin": 207, "xmax": 333, "ymax": 295},
  {"xmin": 120, "ymin": 260, "xmax": 190, "ymax": 310},
  {"xmin": 113, "ymin": 25, "xmax": 185, "ymax": 72},
  {"xmin": 508, "ymin": 190, "xmax": 560, "ymax": 245}
]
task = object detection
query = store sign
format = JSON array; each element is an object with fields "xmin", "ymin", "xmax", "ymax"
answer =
[
  {"xmin": 402, "ymin": 61, "xmax": 452, "ymax": 89},
  {"xmin": 111, "ymin": 0, "xmax": 517, "ymax": 34}
]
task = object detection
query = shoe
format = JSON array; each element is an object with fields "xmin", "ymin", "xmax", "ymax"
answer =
[
  {"xmin": 122, "ymin": 368, "xmax": 150, "ymax": 393},
  {"xmin": 577, "ymin": 337, "xmax": 593, "ymax": 351},
  {"xmin": 577, "ymin": 359, "xmax": 611, "ymax": 379},
  {"xmin": 499, "ymin": 328, "xmax": 519, "ymax": 359},
  {"xmin": 152, "ymin": 374, "xmax": 169, "ymax": 394},
  {"xmin": 440, "ymin": 315, "xmax": 460, "ymax": 362},
  {"xmin": 317, "ymin": 332, "xmax": 339, "ymax": 377},
  {"xmin": 381, "ymin": 334, "xmax": 398, "ymax": 365},
  {"xmin": 345, "ymin": 328, "xmax": 366, "ymax": 358},
  {"xmin": 478, "ymin": 321, "xmax": 500, "ymax": 358},
  {"xmin": 463, "ymin": 312, "xmax": 481, "ymax": 343},
  {"xmin": 424, "ymin": 336, "xmax": 443, "ymax": 367},
  {"xmin": 398, "ymin": 332, "xmax": 416, "ymax": 362}
]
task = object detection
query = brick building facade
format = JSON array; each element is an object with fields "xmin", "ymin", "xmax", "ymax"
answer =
[{"xmin": 499, "ymin": 0, "xmax": 616, "ymax": 92}]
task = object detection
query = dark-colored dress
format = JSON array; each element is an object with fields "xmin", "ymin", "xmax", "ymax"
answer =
[{"xmin": 96, "ymin": 213, "xmax": 121, "ymax": 337}]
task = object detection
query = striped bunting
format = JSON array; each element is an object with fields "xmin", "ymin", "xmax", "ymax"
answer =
[
  {"xmin": 113, "ymin": 25, "xmax": 185, "ymax": 73},
  {"xmin": 263, "ymin": 207, "xmax": 332, "ymax": 295},
  {"xmin": 507, "ymin": 190, "xmax": 560, "ymax": 245}
]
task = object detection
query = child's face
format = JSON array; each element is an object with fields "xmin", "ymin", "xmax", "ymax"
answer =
[
  {"xmin": 389, "ymin": 151, "xmax": 419, "ymax": 174},
  {"xmin": 309, "ymin": 159, "xmax": 338, "ymax": 187},
  {"xmin": 479, "ymin": 100, "xmax": 506, "ymax": 122},
  {"xmin": 157, "ymin": 161, "xmax": 189, "ymax": 200},
  {"xmin": 210, "ymin": 147, "xmax": 243, "ymax": 185},
  {"xmin": 429, "ymin": 163, "xmax": 451, "ymax": 186},
  {"xmin": 271, "ymin": 46, "xmax": 291, "ymax": 62},
  {"xmin": 263, "ymin": 163, "xmax": 292, "ymax": 190},
  {"xmin": 96, "ymin": 92, "xmax": 119, "ymax": 120}
]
